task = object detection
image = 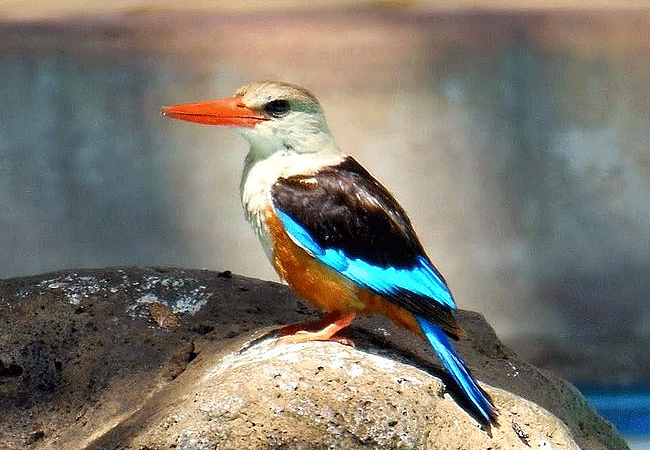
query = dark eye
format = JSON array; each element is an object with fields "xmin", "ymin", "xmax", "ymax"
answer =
[{"xmin": 263, "ymin": 99, "xmax": 290, "ymax": 118}]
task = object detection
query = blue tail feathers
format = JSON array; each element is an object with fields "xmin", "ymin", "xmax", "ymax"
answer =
[{"xmin": 416, "ymin": 316, "xmax": 497, "ymax": 424}]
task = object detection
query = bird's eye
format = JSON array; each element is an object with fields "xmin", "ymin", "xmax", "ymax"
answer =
[{"xmin": 263, "ymin": 99, "xmax": 290, "ymax": 118}]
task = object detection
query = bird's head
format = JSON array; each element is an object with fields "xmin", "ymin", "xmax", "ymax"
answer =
[{"xmin": 162, "ymin": 81, "xmax": 338, "ymax": 159}]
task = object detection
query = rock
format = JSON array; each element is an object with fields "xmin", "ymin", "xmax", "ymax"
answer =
[{"xmin": 0, "ymin": 268, "xmax": 628, "ymax": 450}]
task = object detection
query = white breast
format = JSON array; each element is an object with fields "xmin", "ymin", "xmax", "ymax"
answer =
[{"xmin": 240, "ymin": 149, "xmax": 346, "ymax": 260}]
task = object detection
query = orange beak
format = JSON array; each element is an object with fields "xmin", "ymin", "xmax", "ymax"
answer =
[{"xmin": 161, "ymin": 96, "xmax": 267, "ymax": 128}]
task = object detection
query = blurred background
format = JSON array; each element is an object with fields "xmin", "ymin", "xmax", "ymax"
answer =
[{"xmin": 1, "ymin": 1, "xmax": 649, "ymax": 447}]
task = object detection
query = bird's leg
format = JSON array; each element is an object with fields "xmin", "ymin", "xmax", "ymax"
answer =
[
  {"xmin": 276, "ymin": 311, "xmax": 356, "ymax": 346},
  {"xmin": 277, "ymin": 311, "xmax": 346, "ymax": 335}
]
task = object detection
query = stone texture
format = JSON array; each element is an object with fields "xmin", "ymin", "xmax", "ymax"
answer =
[
  {"xmin": 120, "ymin": 340, "xmax": 581, "ymax": 450},
  {"xmin": 0, "ymin": 268, "xmax": 629, "ymax": 450}
]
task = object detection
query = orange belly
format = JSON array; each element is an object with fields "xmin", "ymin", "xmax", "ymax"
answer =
[{"xmin": 266, "ymin": 210, "xmax": 423, "ymax": 336}]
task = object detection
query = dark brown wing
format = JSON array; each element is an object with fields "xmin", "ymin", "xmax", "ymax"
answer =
[{"xmin": 271, "ymin": 156, "xmax": 461, "ymax": 337}]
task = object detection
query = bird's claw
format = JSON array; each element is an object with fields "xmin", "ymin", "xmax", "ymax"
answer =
[{"xmin": 275, "ymin": 330, "xmax": 355, "ymax": 347}]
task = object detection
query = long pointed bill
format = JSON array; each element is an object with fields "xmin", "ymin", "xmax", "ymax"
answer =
[{"xmin": 161, "ymin": 96, "xmax": 267, "ymax": 128}]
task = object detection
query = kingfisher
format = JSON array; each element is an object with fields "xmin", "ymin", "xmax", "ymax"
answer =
[{"xmin": 162, "ymin": 81, "xmax": 497, "ymax": 424}]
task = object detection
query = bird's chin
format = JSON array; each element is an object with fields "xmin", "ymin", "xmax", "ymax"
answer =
[{"xmin": 239, "ymin": 129, "xmax": 281, "ymax": 158}]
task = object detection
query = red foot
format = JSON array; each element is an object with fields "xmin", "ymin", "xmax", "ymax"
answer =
[{"xmin": 276, "ymin": 312, "xmax": 356, "ymax": 346}]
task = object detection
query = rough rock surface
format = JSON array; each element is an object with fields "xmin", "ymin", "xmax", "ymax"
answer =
[{"xmin": 0, "ymin": 268, "xmax": 628, "ymax": 450}]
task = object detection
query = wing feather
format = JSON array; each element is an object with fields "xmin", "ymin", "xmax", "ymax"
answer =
[{"xmin": 272, "ymin": 157, "xmax": 460, "ymax": 336}]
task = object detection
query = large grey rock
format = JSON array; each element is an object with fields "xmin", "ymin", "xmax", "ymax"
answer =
[{"xmin": 0, "ymin": 268, "xmax": 628, "ymax": 449}]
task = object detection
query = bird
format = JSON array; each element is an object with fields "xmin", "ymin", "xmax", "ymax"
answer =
[{"xmin": 161, "ymin": 81, "xmax": 497, "ymax": 424}]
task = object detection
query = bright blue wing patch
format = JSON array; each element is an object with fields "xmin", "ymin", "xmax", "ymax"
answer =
[{"xmin": 275, "ymin": 208, "xmax": 455, "ymax": 309}]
